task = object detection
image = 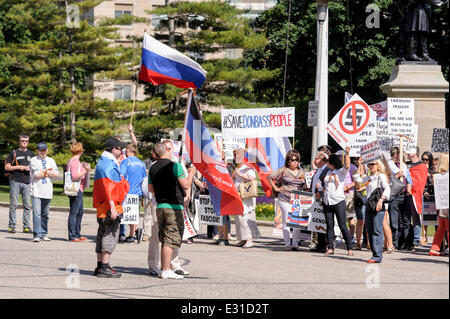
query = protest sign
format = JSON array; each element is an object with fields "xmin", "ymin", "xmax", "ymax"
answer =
[
  {"xmin": 197, "ymin": 195, "xmax": 223, "ymax": 226},
  {"xmin": 307, "ymin": 101, "xmax": 319, "ymax": 127},
  {"xmin": 182, "ymin": 208, "xmax": 197, "ymax": 240},
  {"xmin": 286, "ymin": 190, "xmax": 313, "ymax": 228},
  {"xmin": 431, "ymin": 128, "xmax": 449, "ymax": 153},
  {"xmin": 161, "ymin": 139, "xmax": 191, "ymax": 162},
  {"xmin": 387, "ymin": 98, "xmax": 414, "ymax": 136},
  {"xmin": 121, "ymin": 194, "xmax": 140, "ymax": 225},
  {"xmin": 223, "ymin": 137, "xmax": 246, "ymax": 162},
  {"xmin": 360, "ymin": 141, "xmax": 383, "ymax": 165},
  {"xmin": 433, "ymin": 173, "xmax": 449, "ymax": 210},
  {"xmin": 304, "ymin": 170, "xmax": 316, "ymax": 189},
  {"xmin": 306, "ymin": 201, "xmax": 326, "ymax": 234},
  {"xmin": 326, "ymin": 93, "xmax": 377, "ymax": 156},
  {"xmin": 392, "ymin": 124, "xmax": 418, "ymax": 154},
  {"xmin": 221, "ymin": 107, "xmax": 295, "ymax": 138}
]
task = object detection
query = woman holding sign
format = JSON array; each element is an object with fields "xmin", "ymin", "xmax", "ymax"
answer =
[
  {"xmin": 354, "ymin": 160, "xmax": 391, "ymax": 263},
  {"xmin": 269, "ymin": 150, "xmax": 306, "ymax": 251},
  {"xmin": 321, "ymin": 147, "xmax": 354, "ymax": 256}
]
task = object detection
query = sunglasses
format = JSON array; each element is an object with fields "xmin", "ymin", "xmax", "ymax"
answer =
[
  {"xmin": 367, "ymin": 163, "xmax": 377, "ymax": 167},
  {"xmin": 290, "ymin": 158, "xmax": 299, "ymax": 162},
  {"xmin": 422, "ymin": 158, "xmax": 429, "ymax": 162}
]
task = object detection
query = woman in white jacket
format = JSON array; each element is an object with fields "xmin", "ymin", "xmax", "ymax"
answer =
[{"xmin": 354, "ymin": 160, "xmax": 390, "ymax": 263}]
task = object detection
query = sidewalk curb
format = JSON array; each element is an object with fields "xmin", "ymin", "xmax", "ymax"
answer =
[{"xmin": 0, "ymin": 202, "xmax": 274, "ymax": 227}]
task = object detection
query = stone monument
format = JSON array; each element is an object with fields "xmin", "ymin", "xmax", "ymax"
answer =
[{"xmin": 381, "ymin": 0, "xmax": 448, "ymax": 155}]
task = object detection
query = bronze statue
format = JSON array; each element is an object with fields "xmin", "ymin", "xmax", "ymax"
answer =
[{"xmin": 398, "ymin": 0, "xmax": 447, "ymax": 63}]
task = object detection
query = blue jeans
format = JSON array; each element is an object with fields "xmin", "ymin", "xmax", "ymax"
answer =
[
  {"xmin": 32, "ymin": 197, "xmax": 51, "ymax": 239},
  {"xmin": 9, "ymin": 180, "xmax": 31, "ymax": 229},
  {"xmin": 68, "ymin": 190, "xmax": 84, "ymax": 240},
  {"xmin": 388, "ymin": 193, "xmax": 404, "ymax": 249},
  {"xmin": 366, "ymin": 207, "xmax": 385, "ymax": 262}
]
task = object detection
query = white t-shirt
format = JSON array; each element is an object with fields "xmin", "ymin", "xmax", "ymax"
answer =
[
  {"xmin": 323, "ymin": 167, "xmax": 349, "ymax": 206},
  {"xmin": 30, "ymin": 155, "xmax": 59, "ymax": 199}
]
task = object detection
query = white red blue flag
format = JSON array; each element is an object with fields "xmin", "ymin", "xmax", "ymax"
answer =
[
  {"xmin": 138, "ymin": 33, "xmax": 207, "ymax": 89},
  {"xmin": 183, "ymin": 92, "xmax": 243, "ymax": 215},
  {"xmin": 244, "ymin": 137, "xmax": 291, "ymax": 197}
]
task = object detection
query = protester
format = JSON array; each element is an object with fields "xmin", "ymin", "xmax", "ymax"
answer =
[
  {"xmin": 343, "ymin": 157, "xmax": 357, "ymax": 244},
  {"xmin": 387, "ymin": 146, "xmax": 412, "ymax": 251},
  {"xmin": 148, "ymin": 142, "xmax": 196, "ymax": 279},
  {"xmin": 66, "ymin": 142, "xmax": 90, "ymax": 242},
  {"xmin": 232, "ymin": 148, "xmax": 260, "ymax": 249},
  {"xmin": 321, "ymin": 147, "xmax": 354, "ymax": 256},
  {"xmin": 30, "ymin": 143, "xmax": 59, "ymax": 242},
  {"xmin": 429, "ymin": 152, "xmax": 449, "ymax": 256},
  {"xmin": 119, "ymin": 143, "xmax": 147, "ymax": 243},
  {"xmin": 421, "ymin": 151, "xmax": 435, "ymax": 245},
  {"xmin": 354, "ymin": 156, "xmax": 368, "ymax": 250},
  {"xmin": 5, "ymin": 134, "xmax": 34, "ymax": 234},
  {"xmin": 309, "ymin": 151, "xmax": 330, "ymax": 252},
  {"xmin": 406, "ymin": 147, "xmax": 428, "ymax": 251},
  {"xmin": 269, "ymin": 149, "xmax": 306, "ymax": 251},
  {"xmin": 355, "ymin": 159, "xmax": 390, "ymax": 263},
  {"xmin": 92, "ymin": 137, "xmax": 129, "ymax": 278}
]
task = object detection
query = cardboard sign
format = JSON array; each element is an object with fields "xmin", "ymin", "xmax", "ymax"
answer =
[
  {"xmin": 306, "ymin": 201, "xmax": 327, "ymax": 234},
  {"xmin": 431, "ymin": 128, "xmax": 449, "ymax": 153},
  {"xmin": 361, "ymin": 141, "xmax": 383, "ymax": 165},
  {"xmin": 286, "ymin": 190, "xmax": 313, "ymax": 228},
  {"xmin": 196, "ymin": 195, "xmax": 223, "ymax": 226},
  {"xmin": 122, "ymin": 194, "xmax": 140, "ymax": 225},
  {"xmin": 326, "ymin": 93, "xmax": 377, "ymax": 156},
  {"xmin": 433, "ymin": 173, "xmax": 449, "ymax": 210},
  {"xmin": 221, "ymin": 107, "xmax": 295, "ymax": 138},
  {"xmin": 307, "ymin": 101, "xmax": 319, "ymax": 127},
  {"xmin": 387, "ymin": 98, "xmax": 414, "ymax": 136}
]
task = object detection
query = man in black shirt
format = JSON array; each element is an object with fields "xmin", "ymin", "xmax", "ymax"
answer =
[{"xmin": 5, "ymin": 134, "xmax": 35, "ymax": 233}]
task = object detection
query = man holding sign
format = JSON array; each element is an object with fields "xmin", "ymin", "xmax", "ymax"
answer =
[{"xmin": 119, "ymin": 144, "xmax": 147, "ymax": 243}]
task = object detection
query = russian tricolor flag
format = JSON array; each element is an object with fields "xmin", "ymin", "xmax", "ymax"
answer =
[
  {"xmin": 183, "ymin": 91, "xmax": 243, "ymax": 215},
  {"xmin": 138, "ymin": 33, "xmax": 207, "ymax": 89},
  {"xmin": 243, "ymin": 137, "xmax": 291, "ymax": 197}
]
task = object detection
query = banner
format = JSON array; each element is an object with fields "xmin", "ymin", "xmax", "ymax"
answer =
[
  {"xmin": 431, "ymin": 128, "xmax": 449, "ymax": 153},
  {"xmin": 326, "ymin": 93, "xmax": 377, "ymax": 156},
  {"xmin": 221, "ymin": 107, "xmax": 295, "ymax": 139},
  {"xmin": 361, "ymin": 141, "xmax": 383, "ymax": 165},
  {"xmin": 433, "ymin": 173, "xmax": 449, "ymax": 210},
  {"xmin": 121, "ymin": 194, "xmax": 139, "ymax": 225},
  {"xmin": 286, "ymin": 190, "xmax": 313, "ymax": 228},
  {"xmin": 196, "ymin": 195, "xmax": 223, "ymax": 226}
]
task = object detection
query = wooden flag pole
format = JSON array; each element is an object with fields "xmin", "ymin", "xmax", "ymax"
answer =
[{"xmin": 129, "ymin": 81, "xmax": 138, "ymax": 126}]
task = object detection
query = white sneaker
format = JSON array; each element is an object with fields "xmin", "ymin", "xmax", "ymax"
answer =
[
  {"xmin": 173, "ymin": 268, "xmax": 190, "ymax": 276},
  {"xmin": 159, "ymin": 269, "xmax": 183, "ymax": 279},
  {"xmin": 32, "ymin": 238, "xmax": 40, "ymax": 242},
  {"xmin": 41, "ymin": 236, "xmax": 51, "ymax": 241}
]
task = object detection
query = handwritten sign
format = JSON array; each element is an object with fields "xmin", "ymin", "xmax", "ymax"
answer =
[
  {"xmin": 361, "ymin": 141, "xmax": 383, "ymax": 165},
  {"xmin": 434, "ymin": 173, "xmax": 449, "ymax": 210},
  {"xmin": 431, "ymin": 128, "xmax": 449, "ymax": 153},
  {"xmin": 122, "ymin": 194, "xmax": 139, "ymax": 225}
]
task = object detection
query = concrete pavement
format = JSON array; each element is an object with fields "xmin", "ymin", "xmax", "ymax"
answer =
[{"xmin": 0, "ymin": 205, "xmax": 448, "ymax": 299}]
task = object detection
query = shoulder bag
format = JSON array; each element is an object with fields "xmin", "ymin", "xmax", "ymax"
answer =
[
  {"xmin": 388, "ymin": 174, "xmax": 405, "ymax": 202},
  {"xmin": 64, "ymin": 158, "xmax": 81, "ymax": 197},
  {"xmin": 239, "ymin": 179, "xmax": 258, "ymax": 199},
  {"xmin": 366, "ymin": 176, "xmax": 384, "ymax": 213}
]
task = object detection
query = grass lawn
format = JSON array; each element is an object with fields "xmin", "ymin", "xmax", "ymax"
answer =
[{"xmin": 0, "ymin": 179, "xmax": 93, "ymax": 208}]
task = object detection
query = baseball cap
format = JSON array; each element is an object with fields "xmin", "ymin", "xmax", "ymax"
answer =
[
  {"xmin": 105, "ymin": 137, "xmax": 127, "ymax": 151},
  {"xmin": 37, "ymin": 142, "xmax": 48, "ymax": 151}
]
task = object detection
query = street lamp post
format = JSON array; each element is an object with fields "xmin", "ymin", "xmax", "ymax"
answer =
[{"xmin": 311, "ymin": 0, "xmax": 329, "ymax": 164}]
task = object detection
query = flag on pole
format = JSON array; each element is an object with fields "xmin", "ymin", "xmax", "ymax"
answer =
[
  {"xmin": 244, "ymin": 137, "xmax": 292, "ymax": 197},
  {"xmin": 138, "ymin": 33, "xmax": 207, "ymax": 89},
  {"xmin": 183, "ymin": 91, "xmax": 243, "ymax": 215}
]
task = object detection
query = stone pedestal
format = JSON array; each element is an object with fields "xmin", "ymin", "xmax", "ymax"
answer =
[{"xmin": 380, "ymin": 63, "xmax": 449, "ymax": 155}]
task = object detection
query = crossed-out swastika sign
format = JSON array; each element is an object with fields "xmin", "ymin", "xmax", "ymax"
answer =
[{"xmin": 326, "ymin": 93, "xmax": 377, "ymax": 156}]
